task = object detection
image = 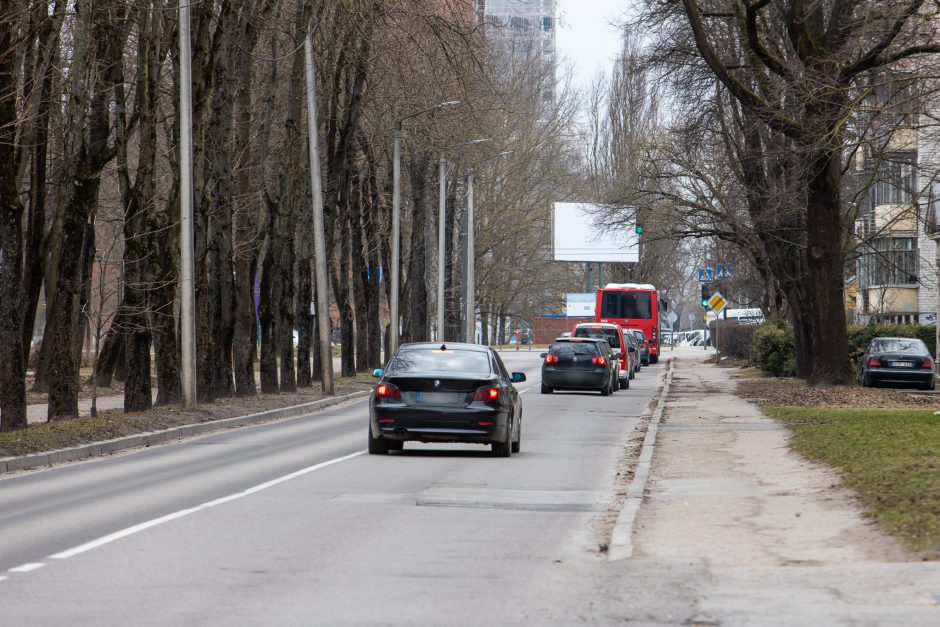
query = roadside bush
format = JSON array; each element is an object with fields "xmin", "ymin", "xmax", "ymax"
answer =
[
  {"xmin": 847, "ymin": 324, "xmax": 936, "ymax": 358},
  {"xmin": 751, "ymin": 319, "xmax": 796, "ymax": 377},
  {"xmin": 716, "ymin": 321, "xmax": 756, "ymax": 360}
]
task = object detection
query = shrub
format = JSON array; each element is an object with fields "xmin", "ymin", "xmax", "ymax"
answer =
[
  {"xmin": 716, "ymin": 321, "xmax": 756, "ymax": 360},
  {"xmin": 751, "ymin": 319, "xmax": 796, "ymax": 377}
]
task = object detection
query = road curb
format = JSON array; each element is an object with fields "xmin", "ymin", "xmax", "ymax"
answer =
[
  {"xmin": 608, "ymin": 357, "xmax": 675, "ymax": 561},
  {"xmin": 0, "ymin": 390, "xmax": 372, "ymax": 475}
]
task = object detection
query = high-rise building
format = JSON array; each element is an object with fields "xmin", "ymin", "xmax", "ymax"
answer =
[{"xmin": 483, "ymin": 0, "xmax": 557, "ymax": 101}]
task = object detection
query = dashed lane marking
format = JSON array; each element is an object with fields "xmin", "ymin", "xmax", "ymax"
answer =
[{"xmin": 9, "ymin": 563, "xmax": 45, "ymax": 573}]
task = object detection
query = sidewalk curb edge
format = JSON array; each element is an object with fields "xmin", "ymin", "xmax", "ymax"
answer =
[
  {"xmin": 608, "ymin": 357, "xmax": 675, "ymax": 561},
  {"xmin": 0, "ymin": 390, "xmax": 372, "ymax": 474}
]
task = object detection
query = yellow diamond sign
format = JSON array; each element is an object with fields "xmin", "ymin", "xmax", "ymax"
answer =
[{"xmin": 707, "ymin": 292, "xmax": 727, "ymax": 313}]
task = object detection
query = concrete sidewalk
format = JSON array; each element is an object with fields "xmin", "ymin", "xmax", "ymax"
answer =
[{"xmin": 598, "ymin": 350, "xmax": 940, "ymax": 624}]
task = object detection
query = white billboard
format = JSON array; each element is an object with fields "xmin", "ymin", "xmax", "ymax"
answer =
[
  {"xmin": 566, "ymin": 293, "xmax": 596, "ymax": 317},
  {"xmin": 552, "ymin": 202, "xmax": 639, "ymax": 262}
]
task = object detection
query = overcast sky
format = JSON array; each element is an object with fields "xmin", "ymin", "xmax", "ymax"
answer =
[{"xmin": 556, "ymin": 0, "xmax": 629, "ymax": 92}]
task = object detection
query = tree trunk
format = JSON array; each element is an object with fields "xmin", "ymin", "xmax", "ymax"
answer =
[
  {"xmin": 0, "ymin": 11, "xmax": 27, "ymax": 429},
  {"xmin": 805, "ymin": 146, "xmax": 849, "ymax": 384}
]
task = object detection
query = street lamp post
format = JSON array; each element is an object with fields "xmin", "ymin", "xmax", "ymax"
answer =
[
  {"xmin": 178, "ymin": 0, "xmax": 196, "ymax": 408},
  {"xmin": 465, "ymin": 171, "xmax": 475, "ymax": 343},
  {"xmin": 388, "ymin": 100, "xmax": 459, "ymax": 358},
  {"xmin": 437, "ymin": 153, "xmax": 447, "ymax": 341}
]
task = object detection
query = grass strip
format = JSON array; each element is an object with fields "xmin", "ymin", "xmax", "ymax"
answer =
[{"xmin": 766, "ymin": 406, "xmax": 940, "ymax": 555}]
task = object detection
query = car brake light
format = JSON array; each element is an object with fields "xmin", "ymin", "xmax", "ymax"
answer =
[
  {"xmin": 545, "ymin": 354, "xmax": 559, "ymax": 364},
  {"xmin": 592, "ymin": 356, "xmax": 606, "ymax": 366},
  {"xmin": 652, "ymin": 327, "xmax": 657, "ymax": 341},
  {"xmin": 473, "ymin": 386, "xmax": 500, "ymax": 401},
  {"xmin": 376, "ymin": 383, "xmax": 401, "ymax": 398},
  {"xmin": 867, "ymin": 357, "xmax": 882, "ymax": 368},
  {"xmin": 922, "ymin": 358, "xmax": 934, "ymax": 370}
]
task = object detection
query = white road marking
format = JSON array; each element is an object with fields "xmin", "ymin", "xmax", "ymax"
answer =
[
  {"xmin": 49, "ymin": 450, "xmax": 364, "ymax": 560},
  {"xmin": 9, "ymin": 563, "xmax": 45, "ymax": 573},
  {"xmin": 0, "ymin": 575, "xmax": 8, "ymax": 582}
]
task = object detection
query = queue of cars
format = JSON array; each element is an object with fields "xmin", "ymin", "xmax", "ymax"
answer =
[{"xmin": 367, "ymin": 322, "xmax": 659, "ymax": 456}]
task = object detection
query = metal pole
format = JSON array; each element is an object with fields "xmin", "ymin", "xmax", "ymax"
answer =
[
  {"xmin": 390, "ymin": 124, "xmax": 401, "ymax": 357},
  {"xmin": 466, "ymin": 172, "xmax": 475, "ymax": 343},
  {"xmin": 438, "ymin": 153, "xmax": 446, "ymax": 342},
  {"xmin": 304, "ymin": 32, "xmax": 334, "ymax": 394},
  {"xmin": 179, "ymin": 1, "xmax": 196, "ymax": 408}
]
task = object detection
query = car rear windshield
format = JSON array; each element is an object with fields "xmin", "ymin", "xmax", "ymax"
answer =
[
  {"xmin": 551, "ymin": 341, "xmax": 600, "ymax": 356},
  {"xmin": 872, "ymin": 339, "xmax": 928, "ymax": 354},
  {"xmin": 388, "ymin": 349, "xmax": 491, "ymax": 375},
  {"xmin": 573, "ymin": 327, "xmax": 619, "ymax": 349}
]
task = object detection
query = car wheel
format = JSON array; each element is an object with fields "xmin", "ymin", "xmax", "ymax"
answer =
[
  {"xmin": 620, "ymin": 377, "xmax": 629, "ymax": 390},
  {"xmin": 600, "ymin": 381, "xmax": 610, "ymax": 396},
  {"xmin": 492, "ymin": 416, "xmax": 512, "ymax": 457},
  {"xmin": 540, "ymin": 383, "xmax": 553, "ymax": 394},
  {"xmin": 924, "ymin": 378, "xmax": 936, "ymax": 391},
  {"xmin": 368, "ymin": 426, "xmax": 389, "ymax": 455},
  {"xmin": 650, "ymin": 355, "xmax": 658, "ymax": 364},
  {"xmin": 511, "ymin": 418, "xmax": 521, "ymax": 454}
]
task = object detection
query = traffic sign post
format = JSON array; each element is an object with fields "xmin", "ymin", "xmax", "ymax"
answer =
[{"xmin": 706, "ymin": 291, "xmax": 727, "ymax": 362}]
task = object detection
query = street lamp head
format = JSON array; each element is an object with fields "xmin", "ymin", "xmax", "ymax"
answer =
[
  {"xmin": 439, "ymin": 100, "xmax": 461, "ymax": 108},
  {"xmin": 469, "ymin": 138, "xmax": 492, "ymax": 145}
]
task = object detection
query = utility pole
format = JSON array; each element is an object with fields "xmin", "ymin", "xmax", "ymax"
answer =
[
  {"xmin": 178, "ymin": 0, "xmax": 196, "ymax": 408},
  {"xmin": 438, "ymin": 153, "xmax": 447, "ymax": 341},
  {"xmin": 390, "ymin": 123, "xmax": 402, "ymax": 358},
  {"xmin": 304, "ymin": 31, "xmax": 334, "ymax": 395},
  {"xmin": 465, "ymin": 172, "xmax": 475, "ymax": 343}
]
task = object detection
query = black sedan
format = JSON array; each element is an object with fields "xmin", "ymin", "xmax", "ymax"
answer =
[
  {"xmin": 857, "ymin": 337, "xmax": 936, "ymax": 390},
  {"xmin": 368, "ymin": 342, "xmax": 526, "ymax": 456},
  {"xmin": 540, "ymin": 337, "xmax": 617, "ymax": 396}
]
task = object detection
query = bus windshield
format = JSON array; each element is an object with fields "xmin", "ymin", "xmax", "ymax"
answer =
[{"xmin": 600, "ymin": 291, "xmax": 652, "ymax": 320}]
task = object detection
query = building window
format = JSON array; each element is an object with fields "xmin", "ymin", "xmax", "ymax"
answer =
[
  {"xmin": 859, "ymin": 236, "xmax": 918, "ymax": 287},
  {"xmin": 870, "ymin": 154, "xmax": 915, "ymax": 207}
]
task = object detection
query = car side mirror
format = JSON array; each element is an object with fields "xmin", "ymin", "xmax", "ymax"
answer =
[
  {"xmin": 372, "ymin": 368, "xmax": 384, "ymax": 378},
  {"xmin": 512, "ymin": 372, "xmax": 527, "ymax": 383},
  {"xmin": 539, "ymin": 353, "xmax": 547, "ymax": 359},
  {"xmin": 612, "ymin": 350, "xmax": 622, "ymax": 358}
]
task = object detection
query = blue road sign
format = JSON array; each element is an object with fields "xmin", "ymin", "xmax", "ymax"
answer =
[
  {"xmin": 716, "ymin": 264, "xmax": 734, "ymax": 280},
  {"xmin": 697, "ymin": 267, "xmax": 714, "ymax": 283}
]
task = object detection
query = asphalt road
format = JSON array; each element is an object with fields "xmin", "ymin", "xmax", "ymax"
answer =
[{"xmin": 0, "ymin": 351, "xmax": 663, "ymax": 626}]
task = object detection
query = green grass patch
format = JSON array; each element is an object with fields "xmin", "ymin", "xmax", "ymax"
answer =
[{"xmin": 766, "ymin": 406, "xmax": 940, "ymax": 554}]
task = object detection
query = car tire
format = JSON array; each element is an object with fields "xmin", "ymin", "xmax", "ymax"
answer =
[
  {"xmin": 511, "ymin": 418, "xmax": 521, "ymax": 454},
  {"xmin": 650, "ymin": 355, "xmax": 658, "ymax": 364},
  {"xmin": 540, "ymin": 383, "xmax": 553, "ymax": 394},
  {"xmin": 600, "ymin": 381, "xmax": 610, "ymax": 396},
  {"xmin": 492, "ymin": 416, "xmax": 512, "ymax": 457},
  {"xmin": 620, "ymin": 377, "xmax": 629, "ymax": 389},
  {"xmin": 923, "ymin": 378, "xmax": 936, "ymax": 391},
  {"xmin": 368, "ymin": 427, "xmax": 389, "ymax": 455}
]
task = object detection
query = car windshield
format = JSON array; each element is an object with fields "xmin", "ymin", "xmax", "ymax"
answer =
[
  {"xmin": 872, "ymin": 339, "xmax": 927, "ymax": 354},
  {"xmin": 574, "ymin": 327, "xmax": 619, "ymax": 349},
  {"xmin": 551, "ymin": 342, "xmax": 599, "ymax": 356},
  {"xmin": 388, "ymin": 349, "xmax": 491, "ymax": 375}
]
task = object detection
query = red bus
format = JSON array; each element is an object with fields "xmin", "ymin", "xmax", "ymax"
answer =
[{"xmin": 594, "ymin": 283, "xmax": 664, "ymax": 363}]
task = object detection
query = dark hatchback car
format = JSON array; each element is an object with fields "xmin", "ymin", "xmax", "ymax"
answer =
[
  {"xmin": 857, "ymin": 337, "xmax": 936, "ymax": 390},
  {"xmin": 369, "ymin": 342, "xmax": 526, "ymax": 456},
  {"xmin": 572, "ymin": 322, "xmax": 628, "ymax": 389},
  {"xmin": 540, "ymin": 337, "xmax": 617, "ymax": 396}
]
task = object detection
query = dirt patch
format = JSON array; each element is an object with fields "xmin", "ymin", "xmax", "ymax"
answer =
[{"xmin": 736, "ymin": 376, "xmax": 939, "ymax": 408}]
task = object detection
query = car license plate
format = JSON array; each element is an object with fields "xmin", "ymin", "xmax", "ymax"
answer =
[
  {"xmin": 893, "ymin": 361, "xmax": 914, "ymax": 368},
  {"xmin": 415, "ymin": 392, "xmax": 460, "ymax": 405}
]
